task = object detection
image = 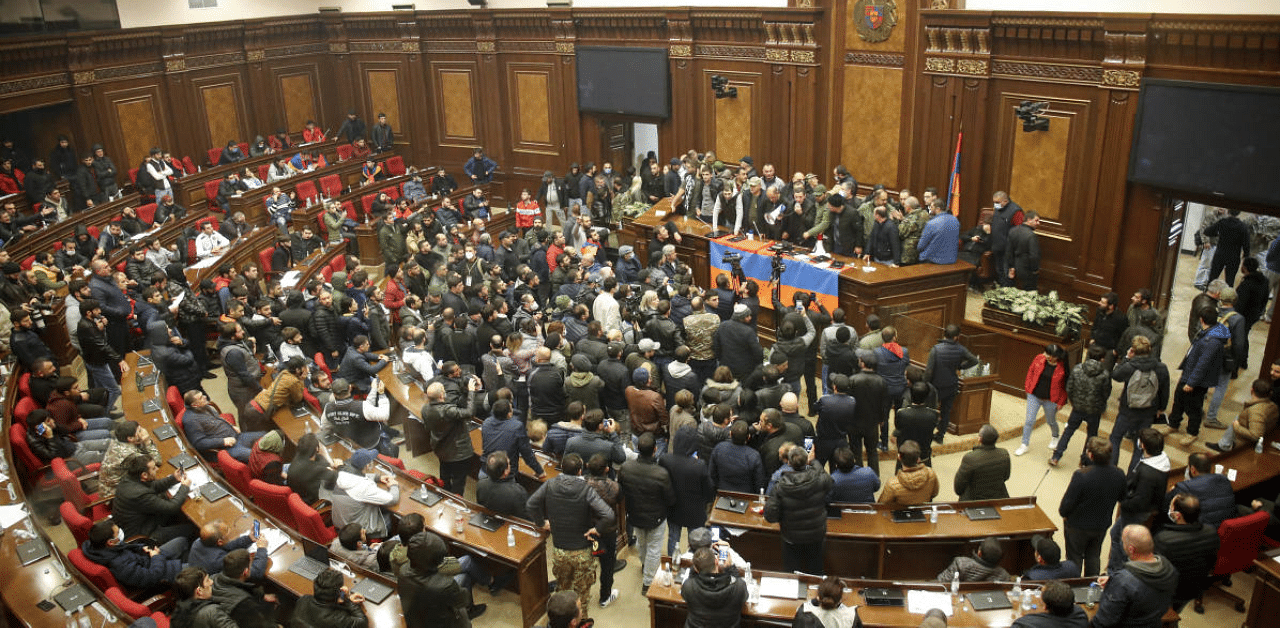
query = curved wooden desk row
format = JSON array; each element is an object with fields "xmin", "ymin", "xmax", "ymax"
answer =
[
  {"xmin": 173, "ymin": 139, "xmax": 340, "ymax": 210},
  {"xmin": 184, "ymin": 225, "xmax": 280, "ymax": 287},
  {"xmin": 105, "ymin": 208, "xmax": 212, "ymax": 271},
  {"xmin": 1165, "ymin": 429, "xmax": 1280, "ymax": 495},
  {"xmin": 708, "ymin": 493, "xmax": 1055, "ymax": 581},
  {"xmin": 646, "ymin": 567, "xmax": 1179, "ymax": 628},
  {"xmin": 264, "ymin": 385, "xmax": 551, "ymax": 628},
  {"xmin": 221, "ymin": 150, "xmax": 398, "ymax": 227},
  {"xmin": 6, "ymin": 191, "xmax": 142, "ymax": 264},
  {"xmin": 0, "ymin": 368, "xmax": 135, "ymax": 628}
]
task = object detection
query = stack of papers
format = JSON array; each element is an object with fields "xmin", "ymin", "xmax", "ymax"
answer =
[
  {"xmin": 906, "ymin": 590, "xmax": 953, "ymax": 616},
  {"xmin": 260, "ymin": 528, "xmax": 290, "ymax": 554},
  {"xmin": 280, "ymin": 270, "xmax": 302, "ymax": 288}
]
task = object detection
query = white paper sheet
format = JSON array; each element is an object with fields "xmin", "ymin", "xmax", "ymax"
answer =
[
  {"xmin": 906, "ymin": 590, "xmax": 953, "ymax": 616},
  {"xmin": 0, "ymin": 503, "xmax": 29, "ymax": 528},
  {"xmin": 261, "ymin": 528, "xmax": 290, "ymax": 554},
  {"xmin": 759, "ymin": 576, "xmax": 801, "ymax": 599},
  {"xmin": 280, "ymin": 270, "xmax": 302, "ymax": 288}
]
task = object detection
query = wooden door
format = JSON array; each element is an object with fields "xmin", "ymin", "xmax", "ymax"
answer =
[
  {"xmin": 1152, "ymin": 196, "xmax": 1186, "ymax": 313},
  {"xmin": 599, "ymin": 120, "xmax": 632, "ymax": 173}
]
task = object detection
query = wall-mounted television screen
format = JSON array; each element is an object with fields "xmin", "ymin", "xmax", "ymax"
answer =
[{"xmin": 576, "ymin": 46, "xmax": 670, "ymax": 119}]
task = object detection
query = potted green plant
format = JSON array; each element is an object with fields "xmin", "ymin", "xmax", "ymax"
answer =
[{"xmin": 981, "ymin": 287, "xmax": 1086, "ymax": 340}]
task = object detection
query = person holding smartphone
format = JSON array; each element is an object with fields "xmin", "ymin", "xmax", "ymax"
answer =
[{"xmin": 291, "ymin": 568, "xmax": 369, "ymax": 628}]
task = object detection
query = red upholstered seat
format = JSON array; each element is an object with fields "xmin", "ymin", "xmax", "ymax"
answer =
[
  {"xmin": 342, "ymin": 200, "xmax": 356, "ymax": 221},
  {"xmin": 17, "ymin": 372, "xmax": 30, "ymax": 399},
  {"xmin": 13, "ymin": 396, "xmax": 37, "ymax": 424},
  {"xmin": 87, "ymin": 225, "xmax": 100, "ymax": 239},
  {"xmin": 105, "ymin": 587, "xmax": 152, "ymax": 620},
  {"xmin": 183, "ymin": 156, "xmax": 197, "ymax": 174},
  {"xmin": 129, "ymin": 168, "xmax": 139, "ymax": 184},
  {"xmin": 303, "ymin": 389, "xmax": 322, "ymax": 413},
  {"xmin": 386, "ymin": 156, "xmax": 406, "ymax": 177},
  {"xmin": 257, "ymin": 164, "xmax": 269, "ymax": 182},
  {"xmin": 381, "ymin": 186, "xmax": 399, "ymax": 200},
  {"xmin": 69, "ymin": 547, "xmax": 119, "ymax": 592},
  {"xmin": 248, "ymin": 479, "xmax": 296, "ymax": 528},
  {"xmin": 296, "ymin": 180, "xmax": 319, "ymax": 204},
  {"xmin": 258, "ymin": 246, "xmax": 275, "ymax": 278},
  {"xmin": 206, "ymin": 148, "xmax": 221, "ymax": 166},
  {"xmin": 136, "ymin": 203, "xmax": 157, "ymax": 225},
  {"xmin": 194, "ymin": 216, "xmax": 219, "ymax": 232},
  {"xmin": 321, "ymin": 266, "xmax": 334, "ymax": 282},
  {"xmin": 238, "ymin": 142, "xmax": 249, "ymax": 156},
  {"xmin": 1196, "ymin": 510, "xmax": 1271, "ymax": 612},
  {"xmin": 10, "ymin": 422, "xmax": 47, "ymax": 480},
  {"xmin": 379, "ymin": 454, "xmax": 405, "ymax": 470},
  {"xmin": 165, "ymin": 385, "xmax": 185, "ymax": 417},
  {"xmin": 329, "ymin": 254, "xmax": 345, "ymax": 275},
  {"xmin": 336, "ymin": 144, "xmax": 354, "ymax": 162},
  {"xmin": 361, "ymin": 194, "xmax": 376, "ymax": 216},
  {"xmin": 217, "ymin": 450, "xmax": 253, "ymax": 495},
  {"xmin": 314, "ymin": 353, "xmax": 332, "ymax": 379},
  {"xmin": 53, "ymin": 458, "xmax": 109, "ymax": 520},
  {"xmin": 320, "ymin": 174, "xmax": 342, "ymax": 197},
  {"xmin": 288, "ymin": 492, "xmax": 335, "ymax": 543},
  {"xmin": 203, "ymin": 180, "xmax": 221, "ymax": 210},
  {"xmin": 61, "ymin": 501, "xmax": 96, "ymax": 546},
  {"xmin": 19, "ymin": 255, "xmax": 34, "ymax": 271}
]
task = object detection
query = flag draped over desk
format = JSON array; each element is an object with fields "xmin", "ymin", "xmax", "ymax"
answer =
[{"xmin": 708, "ymin": 238, "xmax": 841, "ymax": 312}]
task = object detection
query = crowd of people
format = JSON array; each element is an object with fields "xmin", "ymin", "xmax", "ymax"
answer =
[{"xmin": 5, "ymin": 124, "xmax": 1277, "ymax": 628}]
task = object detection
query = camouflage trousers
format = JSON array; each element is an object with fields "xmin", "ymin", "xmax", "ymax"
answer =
[{"xmin": 551, "ymin": 545, "xmax": 598, "ymax": 605}]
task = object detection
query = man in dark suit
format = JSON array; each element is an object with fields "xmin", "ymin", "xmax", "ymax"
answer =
[
  {"xmin": 1006, "ymin": 211, "xmax": 1042, "ymax": 291},
  {"xmin": 112, "ymin": 454, "xmax": 198, "ymax": 544},
  {"xmin": 825, "ymin": 194, "xmax": 864, "ymax": 257}
]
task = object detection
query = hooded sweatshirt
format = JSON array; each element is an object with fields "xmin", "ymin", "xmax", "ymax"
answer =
[
  {"xmin": 564, "ymin": 364, "xmax": 604, "ymax": 412},
  {"xmin": 1066, "ymin": 358, "xmax": 1111, "ymax": 415},
  {"xmin": 878, "ymin": 464, "xmax": 939, "ymax": 507},
  {"xmin": 680, "ymin": 569, "xmax": 749, "ymax": 628},
  {"xmin": 1091, "ymin": 556, "xmax": 1179, "ymax": 628}
]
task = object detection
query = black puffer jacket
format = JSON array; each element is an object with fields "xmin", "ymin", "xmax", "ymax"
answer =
[
  {"xmin": 399, "ymin": 532, "xmax": 470, "ymax": 628},
  {"xmin": 1119, "ymin": 457, "xmax": 1167, "ymax": 518},
  {"xmin": 290, "ymin": 594, "xmax": 368, "ymax": 628},
  {"xmin": 617, "ymin": 456, "xmax": 675, "ymax": 530},
  {"xmin": 421, "ymin": 400, "xmax": 474, "ymax": 463},
  {"xmin": 525, "ymin": 474, "xmax": 615, "ymax": 551},
  {"xmin": 1154, "ymin": 522, "xmax": 1220, "ymax": 604},
  {"xmin": 148, "ymin": 320, "xmax": 201, "ymax": 393},
  {"xmin": 763, "ymin": 462, "xmax": 833, "ymax": 544},
  {"xmin": 660, "ymin": 432, "xmax": 715, "ymax": 529},
  {"xmin": 309, "ymin": 304, "xmax": 344, "ymax": 359},
  {"xmin": 1090, "ymin": 557, "xmax": 1179, "ymax": 628},
  {"xmin": 849, "ymin": 370, "xmax": 889, "ymax": 430},
  {"xmin": 681, "ymin": 570, "xmax": 749, "ymax": 628}
]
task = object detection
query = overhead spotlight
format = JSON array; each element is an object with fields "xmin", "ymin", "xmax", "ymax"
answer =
[
  {"xmin": 711, "ymin": 75, "xmax": 738, "ymax": 100},
  {"xmin": 1015, "ymin": 100, "xmax": 1050, "ymax": 132}
]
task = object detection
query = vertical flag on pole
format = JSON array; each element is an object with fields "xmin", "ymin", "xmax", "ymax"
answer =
[{"xmin": 946, "ymin": 129, "xmax": 963, "ymax": 216}]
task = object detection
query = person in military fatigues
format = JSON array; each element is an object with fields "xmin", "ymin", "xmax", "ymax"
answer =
[{"xmin": 897, "ymin": 196, "xmax": 930, "ymax": 265}]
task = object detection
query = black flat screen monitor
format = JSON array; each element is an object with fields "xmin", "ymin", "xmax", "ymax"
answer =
[
  {"xmin": 576, "ymin": 46, "xmax": 670, "ymax": 119},
  {"xmin": 1128, "ymin": 79, "xmax": 1280, "ymax": 207}
]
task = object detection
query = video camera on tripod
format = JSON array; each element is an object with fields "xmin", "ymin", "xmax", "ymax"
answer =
[
  {"xmin": 770, "ymin": 254, "xmax": 787, "ymax": 283},
  {"xmin": 721, "ymin": 252, "xmax": 747, "ymax": 286}
]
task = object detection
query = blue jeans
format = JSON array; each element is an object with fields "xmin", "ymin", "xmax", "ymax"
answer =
[
  {"xmin": 85, "ymin": 362, "xmax": 121, "ymax": 412},
  {"xmin": 821, "ymin": 365, "xmax": 831, "ymax": 395},
  {"xmin": 630, "ymin": 435, "xmax": 666, "ymax": 461},
  {"xmin": 1206, "ymin": 369, "xmax": 1233, "ymax": 424},
  {"xmin": 667, "ymin": 524, "xmax": 697, "ymax": 557},
  {"xmin": 453, "ymin": 555, "xmax": 492, "ymax": 590},
  {"xmin": 75, "ymin": 416, "xmax": 115, "ymax": 442},
  {"xmin": 634, "ymin": 521, "xmax": 667, "ymax": 586},
  {"xmin": 1106, "ymin": 510, "xmax": 1149, "ymax": 575},
  {"xmin": 227, "ymin": 431, "xmax": 267, "ymax": 462},
  {"xmin": 1021, "ymin": 394, "xmax": 1059, "ymax": 446},
  {"xmin": 1194, "ymin": 245, "xmax": 1215, "ymax": 288}
]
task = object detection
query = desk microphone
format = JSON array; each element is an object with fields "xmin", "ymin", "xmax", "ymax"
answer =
[
  {"xmin": 1030, "ymin": 467, "xmax": 1052, "ymax": 496},
  {"xmin": 892, "ymin": 582, "xmax": 949, "ymax": 591}
]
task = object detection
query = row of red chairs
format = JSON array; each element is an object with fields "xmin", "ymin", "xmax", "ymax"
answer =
[{"xmin": 198, "ymin": 156, "xmax": 406, "ymax": 215}]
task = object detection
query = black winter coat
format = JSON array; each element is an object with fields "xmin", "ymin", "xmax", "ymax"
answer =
[
  {"xmin": 1154, "ymin": 522, "xmax": 1220, "ymax": 604},
  {"xmin": 618, "ymin": 456, "xmax": 675, "ymax": 529},
  {"xmin": 763, "ymin": 463, "xmax": 833, "ymax": 544},
  {"xmin": 660, "ymin": 448, "xmax": 715, "ymax": 529}
]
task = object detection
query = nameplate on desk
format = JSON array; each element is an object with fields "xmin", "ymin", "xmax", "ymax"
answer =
[
  {"xmin": 409, "ymin": 488, "xmax": 444, "ymax": 507},
  {"xmin": 964, "ymin": 507, "xmax": 1001, "ymax": 521},
  {"xmin": 397, "ymin": 373, "xmax": 417, "ymax": 385},
  {"xmin": 199, "ymin": 483, "xmax": 230, "ymax": 502},
  {"xmin": 288, "ymin": 555, "xmax": 328, "ymax": 580},
  {"xmin": 890, "ymin": 509, "xmax": 926, "ymax": 523},
  {"xmin": 16, "ymin": 538, "xmax": 50, "ymax": 566},
  {"xmin": 714, "ymin": 496, "xmax": 749, "ymax": 514},
  {"xmin": 291, "ymin": 406, "xmax": 311, "ymax": 418},
  {"xmin": 54, "ymin": 584, "xmax": 94, "ymax": 612},
  {"xmin": 350, "ymin": 578, "xmax": 395, "ymax": 604},
  {"xmin": 141, "ymin": 399, "xmax": 162, "ymax": 414},
  {"xmin": 168, "ymin": 453, "xmax": 199, "ymax": 470},
  {"xmin": 152, "ymin": 424, "xmax": 177, "ymax": 440},
  {"xmin": 469, "ymin": 512, "xmax": 503, "ymax": 533},
  {"xmin": 136, "ymin": 372, "xmax": 159, "ymax": 388}
]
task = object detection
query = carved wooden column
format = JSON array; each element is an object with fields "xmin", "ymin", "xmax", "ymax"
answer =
[
  {"xmin": 66, "ymin": 36, "xmax": 101, "ymax": 157},
  {"xmin": 321, "ymin": 13, "xmax": 354, "ymax": 123},
  {"xmin": 242, "ymin": 22, "xmax": 274, "ymax": 137},
  {"xmin": 666, "ymin": 11, "xmax": 695, "ymax": 155},
  {"xmin": 161, "ymin": 28, "xmax": 198, "ymax": 164},
  {"xmin": 552, "ymin": 13, "xmax": 581, "ymax": 167},
  {"xmin": 399, "ymin": 16, "xmax": 430, "ymax": 168}
]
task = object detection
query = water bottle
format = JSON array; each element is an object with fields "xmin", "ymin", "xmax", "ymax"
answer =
[
  {"xmin": 65, "ymin": 609, "xmax": 74, "ymax": 628},
  {"xmin": 6, "ymin": 483, "xmax": 15, "ymax": 501},
  {"xmin": 1257, "ymin": 436, "xmax": 1265, "ymax": 454},
  {"xmin": 0, "ymin": 455, "xmax": 9, "ymax": 473},
  {"xmin": 930, "ymin": 504, "xmax": 938, "ymax": 523},
  {"xmin": 1087, "ymin": 581, "xmax": 1100, "ymax": 608},
  {"xmin": 77, "ymin": 606, "xmax": 91, "ymax": 628},
  {"xmin": 1020, "ymin": 588, "xmax": 1033, "ymax": 612},
  {"xmin": 950, "ymin": 571, "xmax": 960, "ymax": 598},
  {"xmin": 1011, "ymin": 576, "xmax": 1021, "ymax": 602},
  {"xmin": 507, "ymin": 526, "xmax": 515, "ymax": 547}
]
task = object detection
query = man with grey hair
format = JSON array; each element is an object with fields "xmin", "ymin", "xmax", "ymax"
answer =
[{"xmin": 658, "ymin": 244, "xmax": 679, "ymax": 280}]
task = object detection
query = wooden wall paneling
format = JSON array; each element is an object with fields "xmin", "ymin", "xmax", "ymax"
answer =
[
  {"xmin": 275, "ymin": 67, "xmax": 321, "ymax": 137},
  {"xmin": 190, "ymin": 72, "xmax": 250, "ymax": 151},
  {"xmin": 362, "ymin": 64, "xmax": 405, "ymax": 142},
  {"xmin": 433, "ymin": 63, "xmax": 480, "ymax": 148},
  {"xmin": 790, "ymin": 64, "xmax": 819, "ymax": 176},
  {"xmin": 399, "ymin": 34, "xmax": 432, "ymax": 169},
  {"xmin": 841, "ymin": 64, "xmax": 903, "ymax": 188},
  {"xmin": 1081, "ymin": 86, "xmax": 1144, "ymax": 295},
  {"xmin": 700, "ymin": 67, "xmax": 761, "ymax": 168},
  {"xmin": 99, "ymin": 82, "xmax": 169, "ymax": 170},
  {"xmin": 472, "ymin": 14, "xmax": 509, "ymax": 202},
  {"xmin": 668, "ymin": 13, "xmax": 697, "ymax": 160}
]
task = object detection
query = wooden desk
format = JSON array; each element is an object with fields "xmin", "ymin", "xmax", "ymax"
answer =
[
  {"xmin": 707, "ymin": 494, "xmax": 1055, "ymax": 580},
  {"xmin": 267, "ymin": 387, "xmax": 551, "ymax": 628},
  {"xmin": 1246, "ymin": 548, "xmax": 1280, "ymax": 628},
  {"xmin": 225, "ymin": 152, "xmax": 393, "ymax": 227},
  {"xmin": 1166, "ymin": 434, "xmax": 1280, "ymax": 501},
  {"xmin": 648, "ymin": 568, "xmax": 1178, "ymax": 628},
  {"xmin": 106, "ymin": 209, "xmax": 210, "ymax": 271},
  {"xmin": 121, "ymin": 353, "xmax": 406, "ymax": 626},
  {"xmin": 174, "ymin": 140, "xmax": 339, "ymax": 210},
  {"xmin": 185, "ymin": 225, "xmax": 277, "ymax": 287},
  {"xmin": 0, "ymin": 367, "xmax": 135, "ymax": 628},
  {"xmin": 5, "ymin": 191, "xmax": 141, "ymax": 263},
  {"xmin": 622, "ymin": 200, "xmax": 973, "ymax": 339}
]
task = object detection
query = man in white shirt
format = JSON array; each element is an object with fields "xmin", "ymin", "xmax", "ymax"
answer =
[
  {"xmin": 144, "ymin": 149, "xmax": 174, "ymax": 199},
  {"xmin": 593, "ymin": 276, "xmax": 622, "ymax": 333},
  {"xmin": 195, "ymin": 221, "xmax": 230, "ymax": 259},
  {"xmin": 401, "ymin": 326, "xmax": 437, "ymax": 381}
]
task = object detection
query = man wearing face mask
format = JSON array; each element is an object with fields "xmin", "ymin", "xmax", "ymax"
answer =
[
  {"xmin": 1153, "ymin": 494, "xmax": 1221, "ymax": 611},
  {"xmin": 988, "ymin": 191, "xmax": 1024, "ymax": 287},
  {"xmin": 82, "ymin": 519, "xmax": 187, "ymax": 590},
  {"xmin": 1164, "ymin": 452, "xmax": 1235, "ymax": 528}
]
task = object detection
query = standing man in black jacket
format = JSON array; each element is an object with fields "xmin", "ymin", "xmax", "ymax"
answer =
[
  {"xmin": 526, "ymin": 453, "xmax": 616, "ymax": 608},
  {"xmin": 713, "ymin": 304, "xmax": 763, "ymax": 380},
  {"xmin": 764, "ymin": 447, "xmax": 834, "ymax": 575},
  {"xmin": 1006, "ymin": 211, "xmax": 1042, "ymax": 291},
  {"xmin": 76, "ymin": 299, "xmax": 127, "ymax": 412},
  {"xmin": 989, "ymin": 191, "xmax": 1023, "ymax": 287},
  {"xmin": 370, "ymin": 113, "xmax": 394, "ymax": 153},
  {"xmin": 925, "ymin": 324, "xmax": 979, "ymax": 443},
  {"xmin": 618, "ymin": 433, "xmax": 675, "ymax": 595},
  {"xmin": 1092, "ymin": 292, "xmax": 1130, "ymax": 369},
  {"xmin": 849, "ymin": 352, "xmax": 889, "ymax": 475},
  {"xmin": 337, "ymin": 110, "xmax": 366, "ymax": 143},
  {"xmin": 1204, "ymin": 208, "xmax": 1250, "ymax": 286}
]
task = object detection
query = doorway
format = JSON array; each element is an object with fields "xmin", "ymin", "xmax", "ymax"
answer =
[{"xmin": 598, "ymin": 120, "xmax": 632, "ymax": 176}]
